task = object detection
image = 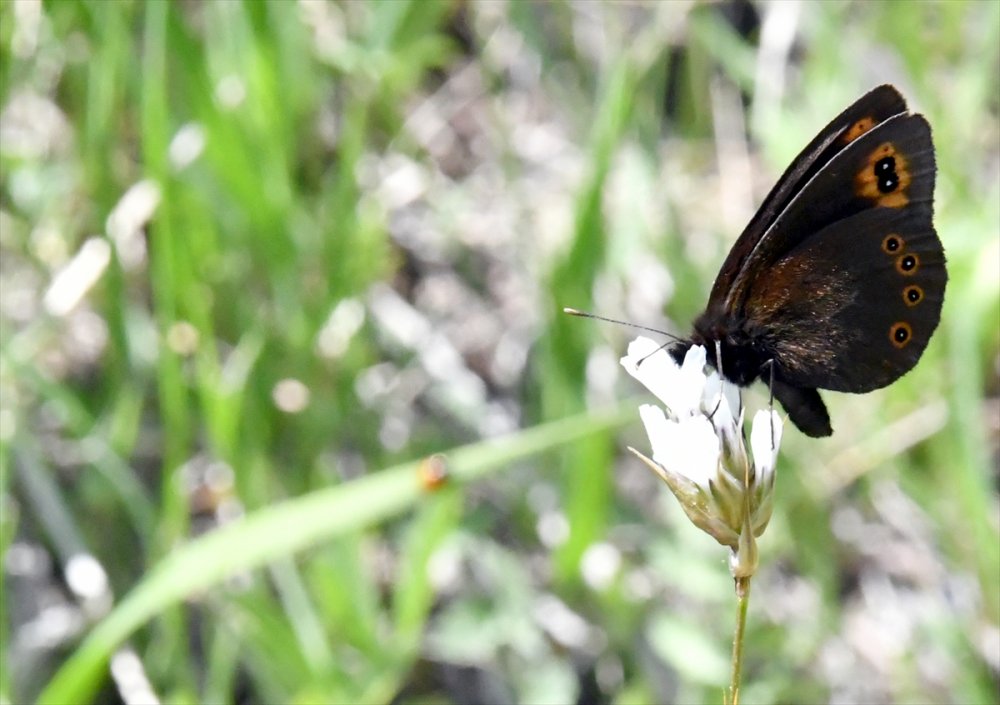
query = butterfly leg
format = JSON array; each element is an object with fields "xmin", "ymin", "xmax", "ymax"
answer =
[{"xmin": 762, "ymin": 360, "xmax": 777, "ymax": 449}]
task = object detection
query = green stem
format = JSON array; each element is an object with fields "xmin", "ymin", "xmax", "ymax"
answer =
[{"xmin": 727, "ymin": 576, "xmax": 751, "ymax": 705}]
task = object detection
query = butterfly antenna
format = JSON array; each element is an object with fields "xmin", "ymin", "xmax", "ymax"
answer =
[
  {"xmin": 562, "ymin": 308, "xmax": 682, "ymax": 344},
  {"xmin": 636, "ymin": 340, "xmax": 674, "ymax": 367}
]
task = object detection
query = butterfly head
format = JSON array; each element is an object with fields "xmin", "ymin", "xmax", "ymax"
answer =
[{"xmin": 670, "ymin": 310, "xmax": 772, "ymax": 388}]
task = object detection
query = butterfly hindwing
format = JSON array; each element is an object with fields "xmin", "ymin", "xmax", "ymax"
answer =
[{"xmin": 743, "ymin": 204, "xmax": 945, "ymax": 393}]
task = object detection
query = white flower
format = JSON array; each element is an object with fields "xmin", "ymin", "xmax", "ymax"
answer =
[{"xmin": 620, "ymin": 337, "xmax": 784, "ymax": 578}]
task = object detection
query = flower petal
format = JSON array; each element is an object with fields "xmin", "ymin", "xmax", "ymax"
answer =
[
  {"xmin": 675, "ymin": 345, "xmax": 708, "ymax": 415},
  {"xmin": 750, "ymin": 409, "xmax": 783, "ymax": 482},
  {"xmin": 650, "ymin": 413, "xmax": 719, "ymax": 488},
  {"xmin": 708, "ymin": 384, "xmax": 742, "ymax": 461},
  {"xmin": 722, "ymin": 381, "xmax": 742, "ymax": 425},
  {"xmin": 621, "ymin": 337, "xmax": 683, "ymax": 412},
  {"xmin": 637, "ymin": 404, "xmax": 673, "ymax": 463}
]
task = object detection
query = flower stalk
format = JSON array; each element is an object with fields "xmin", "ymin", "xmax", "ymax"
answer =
[{"xmin": 727, "ymin": 576, "xmax": 751, "ymax": 705}]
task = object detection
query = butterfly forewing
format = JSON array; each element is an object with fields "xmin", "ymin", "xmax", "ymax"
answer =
[
  {"xmin": 707, "ymin": 85, "xmax": 909, "ymax": 311},
  {"xmin": 726, "ymin": 113, "xmax": 936, "ymax": 313}
]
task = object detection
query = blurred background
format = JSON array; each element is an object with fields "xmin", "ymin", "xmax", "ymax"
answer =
[{"xmin": 1, "ymin": 1, "xmax": 998, "ymax": 703}]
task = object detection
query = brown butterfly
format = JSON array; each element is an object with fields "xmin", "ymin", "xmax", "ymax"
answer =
[{"xmin": 671, "ymin": 85, "xmax": 946, "ymax": 437}]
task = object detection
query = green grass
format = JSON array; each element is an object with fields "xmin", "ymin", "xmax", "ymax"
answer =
[{"xmin": 1, "ymin": 1, "xmax": 997, "ymax": 704}]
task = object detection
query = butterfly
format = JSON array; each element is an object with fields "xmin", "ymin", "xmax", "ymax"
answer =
[{"xmin": 670, "ymin": 85, "xmax": 946, "ymax": 437}]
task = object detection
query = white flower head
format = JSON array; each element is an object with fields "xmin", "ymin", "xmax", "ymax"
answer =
[{"xmin": 621, "ymin": 337, "xmax": 783, "ymax": 578}]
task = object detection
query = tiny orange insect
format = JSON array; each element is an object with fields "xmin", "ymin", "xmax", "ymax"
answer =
[{"xmin": 417, "ymin": 454, "xmax": 449, "ymax": 491}]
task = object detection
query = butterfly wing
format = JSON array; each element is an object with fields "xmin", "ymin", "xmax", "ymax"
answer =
[
  {"xmin": 707, "ymin": 85, "xmax": 909, "ymax": 311},
  {"xmin": 725, "ymin": 113, "xmax": 936, "ymax": 313},
  {"xmin": 743, "ymin": 204, "xmax": 946, "ymax": 393},
  {"xmin": 688, "ymin": 86, "xmax": 943, "ymax": 437}
]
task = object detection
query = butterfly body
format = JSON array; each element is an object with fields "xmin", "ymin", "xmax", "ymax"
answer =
[{"xmin": 672, "ymin": 86, "xmax": 946, "ymax": 437}]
